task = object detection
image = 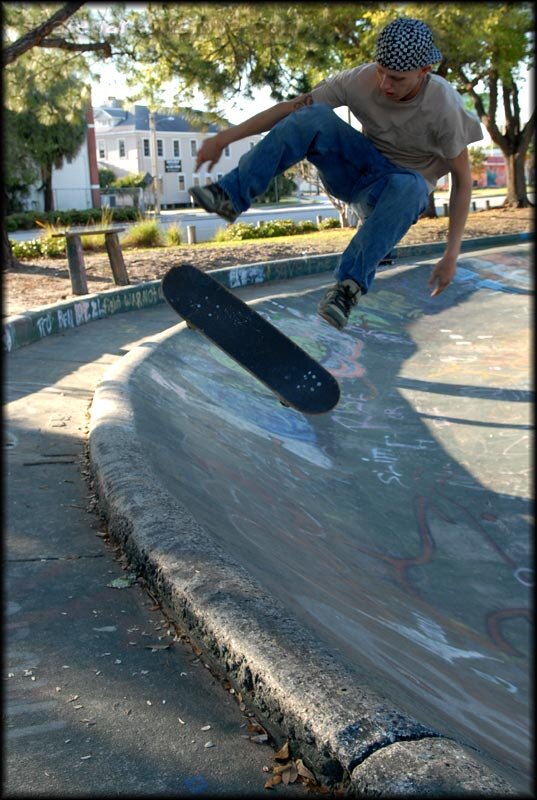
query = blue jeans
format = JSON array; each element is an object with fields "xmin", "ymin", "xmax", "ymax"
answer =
[{"xmin": 219, "ymin": 104, "xmax": 429, "ymax": 294}]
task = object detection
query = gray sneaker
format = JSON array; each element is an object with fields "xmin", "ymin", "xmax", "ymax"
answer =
[
  {"xmin": 188, "ymin": 183, "xmax": 239, "ymax": 223},
  {"xmin": 317, "ymin": 279, "xmax": 361, "ymax": 330}
]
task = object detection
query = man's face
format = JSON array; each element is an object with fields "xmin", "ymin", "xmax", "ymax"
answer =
[{"xmin": 375, "ymin": 64, "xmax": 431, "ymax": 101}]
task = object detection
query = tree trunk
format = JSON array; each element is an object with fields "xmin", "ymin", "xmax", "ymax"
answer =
[
  {"xmin": 503, "ymin": 151, "xmax": 532, "ymax": 207},
  {"xmin": 420, "ymin": 192, "xmax": 437, "ymax": 218},
  {"xmin": 42, "ymin": 164, "xmax": 54, "ymax": 212},
  {"xmin": 3, "ymin": 224, "xmax": 21, "ymax": 271}
]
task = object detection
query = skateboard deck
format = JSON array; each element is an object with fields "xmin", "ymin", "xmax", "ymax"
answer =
[{"xmin": 161, "ymin": 264, "xmax": 340, "ymax": 414}]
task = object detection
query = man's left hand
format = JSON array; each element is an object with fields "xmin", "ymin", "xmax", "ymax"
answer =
[{"xmin": 428, "ymin": 255, "xmax": 457, "ymax": 297}]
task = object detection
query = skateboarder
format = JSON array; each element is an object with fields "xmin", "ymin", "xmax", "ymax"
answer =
[{"xmin": 189, "ymin": 17, "xmax": 483, "ymax": 331}]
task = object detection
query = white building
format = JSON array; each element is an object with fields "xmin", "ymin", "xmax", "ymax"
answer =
[{"xmin": 93, "ymin": 101, "xmax": 262, "ymax": 209}]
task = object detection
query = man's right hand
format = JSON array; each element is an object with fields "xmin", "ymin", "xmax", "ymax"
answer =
[{"xmin": 196, "ymin": 134, "xmax": 225, "ymax": 171}]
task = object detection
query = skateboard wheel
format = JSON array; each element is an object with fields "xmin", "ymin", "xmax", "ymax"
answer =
[
  {"xmin": 185, "ymin": 321, "xmax": 197, "ymax": 330},
  {"xmin": 280, "ymin": 400, "xmax": 291, "ymax": 408}
]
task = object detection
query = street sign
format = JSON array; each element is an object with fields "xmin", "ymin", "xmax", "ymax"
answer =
[{"xmin": 165, "ymin": 159, "xmax": 182, "ymax": 172}]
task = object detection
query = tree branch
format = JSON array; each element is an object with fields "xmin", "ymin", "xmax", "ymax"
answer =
[
  {"xmin": 2, "ymin": 1, "xmax": 86, "ymax": 67},
  {"xmin": 38, "ymin": 37, "xmax": 112, "ymax": 57}
]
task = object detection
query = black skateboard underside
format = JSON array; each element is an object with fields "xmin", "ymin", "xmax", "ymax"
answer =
[{"xmin": 162, "ymin": 265, "xmax": 340, "ymax": 414}]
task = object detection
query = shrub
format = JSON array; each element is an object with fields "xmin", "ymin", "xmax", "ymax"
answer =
[
  {"xmin": 213, "ymin": 222, "xmax": 262, "ymax": 241},
  {"xmin": 10, "ymin": 236, "xmax": 66, "ymax": 260},
  {"xmin": 6, "ymin": 206, "xmax": 138, "ymax": 233},
  {"xmin": 165, "ymin": 223, "xmax": 182, "ymax": 246},
  {"xmin": 121, "ymin": 219, "xmax": 165, "ymax": 248},
  {"xmin": 295, "ymin": 220, "xmax": 319, "ymax": 233},
  {"xmin": 257, "ymin": 219, "xmax": 298, "ymax": 237},
  {"xmin": 318, "ymin": 216, "xmax": 341, "ymax": 230}
]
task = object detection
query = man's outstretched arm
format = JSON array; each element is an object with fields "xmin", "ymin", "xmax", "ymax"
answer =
[
  {"xmin": 428, "ymin": 147, "xmax": 473, "ymax": 297},
  {"xmin": 195, "ymin": 94, "xmax": 314, "ymax": 171}
]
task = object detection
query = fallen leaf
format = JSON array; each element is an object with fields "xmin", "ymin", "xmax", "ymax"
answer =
[
  {"xmin": 144, "ymin": 643, "xmax": 171, "ymax": 651},
  {"xmin": 296, "ymin": 759, "xmax": 316, "ymax": 782},
  {"xmin": 274, "ymin": 741, "xmax": 290, "ymax": 761},
  {"xmin": 273, "ymin": 763, "xmax": 293, "ymax": 777},
  {"xmin": 247, "ymin": 720, "xmax": 267, "ymax": 735},
  {"xmin": 201, "ymin": 725, "xmax": 211, "ymax": 731},
  {"xmin": 204, "ymin": 741, "xmax": 215, "ymax": 749},
  {"xmin": 282, "ymin": 763, "xmax": 298, "ymax": 785}
]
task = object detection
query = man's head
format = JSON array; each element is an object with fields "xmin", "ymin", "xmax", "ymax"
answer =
[{"xmin": 374, "ymin": 18, "xmax": 442, "ymax": 101}]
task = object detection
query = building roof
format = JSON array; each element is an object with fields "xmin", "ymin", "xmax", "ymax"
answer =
[{"xmin": 93, "ymin": 104, "xmax": 223, "ymax": 134}]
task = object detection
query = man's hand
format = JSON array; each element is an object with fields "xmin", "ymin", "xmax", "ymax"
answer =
[
  {"xmin": 196, "ymin": 134, "xmax": 225, "ymax": 171},
  {"xmin": 428, "ymin": 254, "xmax": 457, "ymax": 297}
]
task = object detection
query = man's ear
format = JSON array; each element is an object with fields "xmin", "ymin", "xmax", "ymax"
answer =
[{"xmin": 422, "ymin": 65, "xmax": 432, "ymax": 75}]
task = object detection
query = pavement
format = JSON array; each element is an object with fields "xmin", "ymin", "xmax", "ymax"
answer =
[{"xmin": 5, "ymin": 238, "xmax": 532, "ymax": 796}]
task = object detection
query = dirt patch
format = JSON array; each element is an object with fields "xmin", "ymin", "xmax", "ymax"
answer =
[{"xmin": 4, "ymin": 207, "xmax": 532, "ymax": 316}]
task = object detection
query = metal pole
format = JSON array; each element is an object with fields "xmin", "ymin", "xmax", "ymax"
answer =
[{"xmin": 149, "ymin": 110, "xmax": 161, "ymax": 216}]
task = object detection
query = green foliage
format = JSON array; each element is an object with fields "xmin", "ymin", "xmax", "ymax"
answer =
[
  {"xmin": 111, "ymin": 173, "xmax": 148, "ymax": 188},
  {"xmin": 99, "ymin": 168, "xmax": 117, "ymax": 189},
  {"xmin": 3, "ymin": 4, "xmax": 99, "ymax": 211},
  {"xmin": 212, "ymin": 216, "xmax": 339, "ymax": 241},
  {"xmin": 121, "ymin": 219, "xmax": 166, "ymax": 249},
  {"xmin": 165, "ymin": 224, "xmax": 182, "ymax": 246},
  {"xmin": 10, "ymin": 237, "xmax": 67, "ymax": 260},
  {"xmin": 257, "ymin": 173, "xmax": 297, "ymax": 203},
  {"xmin": 5, "ymin": 207, "xmax": 139, "ymax": 232},
  {"xmin": 318, "ymin": 217, "xmax": 342, "ymax": 230}
]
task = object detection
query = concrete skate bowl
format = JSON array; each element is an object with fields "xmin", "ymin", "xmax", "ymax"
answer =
[{"xmin": 91, "ymin": 245, "xmax": 532, "ymax": 792}]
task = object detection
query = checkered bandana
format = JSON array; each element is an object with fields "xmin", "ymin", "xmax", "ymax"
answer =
[{"xmin": 375, "ymin": 18, "xmax": 442, "ymax": 71}]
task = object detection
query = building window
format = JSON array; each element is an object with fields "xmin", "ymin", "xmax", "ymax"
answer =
[
  {"xmin": 249, "ymin": 141, "xmax": 255, "ymax": 150},
  {"xmin": 192, "ymin": 175, "xmax": 200, "ymax": 187},
  {"xmin": 224, "ymin": 145, "xmax": 230, "ymax": 157},
  {"xmin": 118, "ymin": 140, "xmax": 126, "ymax": 158},
  {"xmin": 98, "ymin": 140, "xmax": 105, "ymax": 159},
  {"xmin": 190, "ymin": 140, "xmax": 197, "ymax": 156},
  {"xmin": 178, "ymin": 175, "xmax": 185, "ymax": 191},
  {"xmin": 205, "ymin": 175, "xmax": 212, "ymax": 185},
  {"xmin": 173, "ymin": 140, "xmax": 180, "ymax": 158},
  {"xmin": 157, "ymin": 139, "xmax": 163, "ymax": 157},
  {"xmin": 143, "ymin": 138, "xmax": 150, "ymax": 157},
  {"xmin": 217, "ymin": 173, "xmax": 223, "ymax": 181}
]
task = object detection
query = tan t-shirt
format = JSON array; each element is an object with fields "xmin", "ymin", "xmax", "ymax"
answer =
[{"xmin": 310, "ymin": 63, "xmax": 483, "ymax": 191}]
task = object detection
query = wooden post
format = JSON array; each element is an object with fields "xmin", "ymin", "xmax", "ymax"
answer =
[
  {"xmin": 104, "ymin": 232, "xmax": 130, "ymax": 285},
  {"xmin": 472, "ymin": 201, "xmax": 477, "ymax": 211},
  {"xmin": 443, "ymin": 202, "xmax": 449, "ymax": 217},
  {"xmin": 486, "ymin": 199, "xmax": 491, "ymax": 210},
  {"xmin": 186, "ymin": 225, "xmax": 197, "ymax": 245},
  {"xmin": 65, "ymin": 235, "xmax": 88, "ymax": 295},
  {"xmin": 316, "ymin": 215, "xmax": 323, "ymax": 226}
]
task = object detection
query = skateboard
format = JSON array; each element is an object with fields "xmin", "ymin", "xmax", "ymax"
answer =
[{"xmin": 161, "ymin": 264, "xmax": 340, "ymax": 414}]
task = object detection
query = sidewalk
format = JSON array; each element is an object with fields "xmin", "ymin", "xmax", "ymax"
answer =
[{"xmin": 5, "ymin": 303, "xmax": 305, "ymax": 796}]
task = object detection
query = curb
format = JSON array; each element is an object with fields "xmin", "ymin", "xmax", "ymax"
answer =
[
  {"xmin": 4, "ymin": 232, "xmax": 532, "ymax": 354},
  {"xmin": 89, "ymin": 317, "xmax": 519, "ymax": 795}
]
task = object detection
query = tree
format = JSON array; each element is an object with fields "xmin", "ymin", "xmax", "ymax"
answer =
[
  {"xmin": 2, "ymin": 2, "xmax": 112, "ymax": 269},
  {"xmin": 112, "ymin": 3, "xmax": 533, "ymax": 211},
  {"xmin": 469, "ymin": 146, "xmax": 488, "ymax": 184},
  {"xmin": 372, "ymin": 3, "xmax": 534, "ymax": 207}
]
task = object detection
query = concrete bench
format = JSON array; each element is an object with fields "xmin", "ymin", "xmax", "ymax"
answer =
[{"xmin": 52, "ymin": 227, "xmax": 129, "ymax": 295}]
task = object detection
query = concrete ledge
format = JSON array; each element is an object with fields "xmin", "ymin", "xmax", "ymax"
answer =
[
  {"xmin": 3, "ymin": 280, "xmax": 163, "ymax": 353},
  {"xmin": 349, "ymin": 738, "xmax": 517, "ymax": 796},
  {"xmin": 4, "ymin": 232, "xmax": 532, "ymax": 353},
  {"xmin": 88, "ymin": 323, "xmax": 518, "ymax": 795}
]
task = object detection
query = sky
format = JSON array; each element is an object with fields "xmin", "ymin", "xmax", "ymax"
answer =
[{"xmin": 89, "ymin": 55, "xmax": 533, "ymax": 141}]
